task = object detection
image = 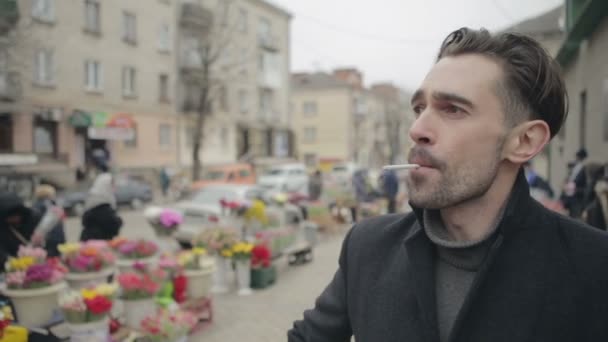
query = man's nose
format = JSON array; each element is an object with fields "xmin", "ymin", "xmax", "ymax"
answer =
[{"xmin": 408, "ymin": 110, "xmax": 436, "ymax": 146}]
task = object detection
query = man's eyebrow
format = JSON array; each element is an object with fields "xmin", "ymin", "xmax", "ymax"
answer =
[
  {"xmin": 432, "ymin": 91, "xmax": 474, "ymax": 109},
  {"xmin": 410, "ymin": 89, "xmax": 423, "ymax": 106}
]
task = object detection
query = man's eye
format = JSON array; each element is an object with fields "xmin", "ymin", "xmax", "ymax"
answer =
[
  {"xmin": 443, "ymin": 105, "xmax": 465, "ymax": 115},
  {"xmin": 412, "ymin": 104, "xmax": 424, "ymax": 114}
]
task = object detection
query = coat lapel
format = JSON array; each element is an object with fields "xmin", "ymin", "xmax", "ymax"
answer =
[{"xmin": 403, "ymin": 222, "xmax": 441, "ymax": 342}]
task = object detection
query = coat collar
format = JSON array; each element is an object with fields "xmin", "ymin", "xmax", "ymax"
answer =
[{"xmin": 401, "ymin": 169, "xmax": 539, "ymax": 342}]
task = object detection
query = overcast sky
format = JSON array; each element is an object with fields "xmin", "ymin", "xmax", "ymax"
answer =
[{"xmin": 269, "ymin": 0, "xmax": 563, "ymax": 92}]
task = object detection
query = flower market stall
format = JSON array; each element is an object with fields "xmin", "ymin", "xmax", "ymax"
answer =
[{"xmin": 110, "ymin": 238, "xmax": 159, "ymax": 273}]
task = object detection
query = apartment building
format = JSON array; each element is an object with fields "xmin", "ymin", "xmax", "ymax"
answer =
[
  {"xmin": 0, "ymin": 0, "xmax": 178, "ymax": 187},
  {"xmin": 291, "ymin": 69, "xmax": 411, "ymax": 171},
  {"xmin": 176, "ymin": 0, "xmax": 293, "ymax": 171}
]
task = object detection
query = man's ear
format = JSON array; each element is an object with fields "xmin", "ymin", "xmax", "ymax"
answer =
[{"xmin": 502, "ymin": 120, "xmax": 550, "ymax": 164}]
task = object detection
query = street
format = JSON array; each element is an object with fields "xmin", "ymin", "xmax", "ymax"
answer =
[{"xmin": 65, "ymin": 209, "xmax": 346, "ymax": 341}]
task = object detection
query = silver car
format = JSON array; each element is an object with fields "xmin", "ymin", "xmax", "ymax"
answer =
[{"xmin": 172, "ymin": 184, "xmax": 264, "ymax": 246}]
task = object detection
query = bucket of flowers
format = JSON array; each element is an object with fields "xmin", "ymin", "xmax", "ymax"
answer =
[
  {"xmin": 0, "ymin": 246, "xmax": 67, "ymax": 327},
  {"xmin": 117, "ymin": 268, "xmax": 165, "ymax": 329},
  {"xmin": 193, "ymin": 228, "xmax": 238, "ymax": 294},
  {"xmin": 59, "ymin": 241, "xmax": 116, "ymax": 289},
  {"xmin": 145, "ymin": 207, "xmax": 183, "ymax": 237},
  {"xmin": 111, "ymin": 238, "xmax": 159, "ymax": 273},
  {"xmin": 59, "ymin": 283, "xmax": 117, "ymax": 341},
  {"xmin": 140, "ymin": 309, "xmax": 197, "ymax": 342},
  {"xmin": 250, "ymin": 243, "xmax": 276, "ymax": 289},
  {"xmin": 177, "ymin": 248, "xmax": 214, "ymax": 300},
  {"xmin": 231, "ymin": 241, "xmax": 254, "ymax": 296}
]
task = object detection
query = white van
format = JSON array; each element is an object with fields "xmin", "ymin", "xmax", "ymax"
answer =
[{"xmin": 257, "ymin": 163, "xmax": 309, "ymax": 195}]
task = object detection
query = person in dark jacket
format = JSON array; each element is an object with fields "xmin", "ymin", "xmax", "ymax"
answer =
[
  {"xmin": 80, "ymin": 173, "xmax": 123, "ymax": 241},
  {"xmin": 583, "ymin": 165, "xmax": 608, "ymax": 230},
  {"xmin": 289, "ymin": 28, "xmax": 608, "ymax": 342},
  {"xmin": 381, "ymin": 169, "xmax": 399, "ymax": 213},
  {"xmin": 523, "ymin": 161, "xmax": 553, "ymax": 199},
  {"xmin": 308, "ymin": 170, "xmax": 323, "ymax": 201},
  {"xmin": 0, "ymin": 192, "xmax": 41, "ymax": 272},
  {"xmin": 31, "ymin": 185, "xmax": 66, "ymax": 257}
]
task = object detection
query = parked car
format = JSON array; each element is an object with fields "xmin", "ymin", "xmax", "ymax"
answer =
[
  {"xmin": 257, "ymin": 163, "xmax": 309, "ymax": 195},
  {"xmin": 190, "ymin": 163, "xmax": 256, "ymax": 191},
  {"xmin": 172, "ymin": 184, "xmax": 265, "ymax": 247},
  {"xmin": 58, "ymin": 175, "xmax": 153, "ymax": 216}
]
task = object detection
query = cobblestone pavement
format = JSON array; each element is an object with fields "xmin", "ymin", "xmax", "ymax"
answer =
[{"xmin": 65, "ymin": 209, "xmax": 347, "ymax": 342}]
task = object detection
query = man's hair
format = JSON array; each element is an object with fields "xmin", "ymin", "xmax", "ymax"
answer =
[{"xmin": 437, "ymin": 27, "xmax": 568, "ymax": 138}]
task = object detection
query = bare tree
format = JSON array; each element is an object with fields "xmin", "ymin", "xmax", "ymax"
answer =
[{"xmin": 181, "ymin": 0, "xmax": 252, "ymax": 180}]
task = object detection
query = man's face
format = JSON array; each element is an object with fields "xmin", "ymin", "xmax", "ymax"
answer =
[{"xmin": 406, "ymin": 54, "xmax": 510, "ymax": 209}]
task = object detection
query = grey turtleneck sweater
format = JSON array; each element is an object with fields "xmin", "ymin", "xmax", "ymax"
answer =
[{"xmin": 424, "ymin": 209, "xmax": 504, "ymax": 342}]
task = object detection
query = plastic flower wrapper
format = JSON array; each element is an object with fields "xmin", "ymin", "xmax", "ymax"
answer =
[
  {"xmin": 59, "ymin": 290, "xmax": 87, "ymax": 323},
  {"xmin": 118, "ymin": 270, "xmax": 164, "ymax": 300},
  {"xmin": 193, "ymin": 228, "xmax": 238, "ymax": 255},
  {"xmin": 140, "ymin": 309, "xmax": 197, "ymax": 342},
  {"xmin": 116, "ymin": 239, "xmax": 158, "ymax": 259}
]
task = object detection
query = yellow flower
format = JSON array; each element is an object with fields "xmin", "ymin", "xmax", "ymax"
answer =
[
  {"xmin": 178, "ymin": 253, "xmax": 194, "ymax": 266},
  {"xmin": 58, "ymin": 243, "xmax": 81, "ymax": 255},
  {"xmin": 81, "ymin": 289, "xmax": 98, "ymax": 300},
  {"xmin": 95, "ymin": 283, "xmax": 118, "ymax": 297},
  {"xmin": 192, "ymin": 247, "xmax": 207, "ymax": 256},
  {"xmin": 8, "ymin": 257, "xmax": 35, "ymax": 271},
  {"xmin": 221, "ymin": 249, "xmax": 233, "ymax": 258}
]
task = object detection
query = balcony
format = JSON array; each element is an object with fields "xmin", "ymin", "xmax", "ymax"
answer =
[
  {"xmin": 258, "ymin": 34, "xmax": 279, "ymax": 51},
  {"xmin": 180, "ymin": 3, "xmax": 213, "ymax": 31},
  {"xmin": 258, "ymin": 70, "xmax": 280, "ymax": 89},
  {"xmin": 0, "ymin": 72, "xmax": 20, "ymax": 102},
  {"xmin": 0, "ymin": 0, "xmax": 19, "ymax": 35}
]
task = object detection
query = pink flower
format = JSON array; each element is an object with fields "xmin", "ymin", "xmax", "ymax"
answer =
[
  {"xmin": 6, "ymin": 271, "xmax": 25, "ymax": 287},
  {"xmin": 159, "ymin": 209, "xmax": 183, "ymax": 228},
  {"xmin": 84, "ymin": 240, "xmax": 109, "ymax": 250},
  {"xmin": 118, "ymin": 241, "xmax": 138, "ymax": 255},
  {"xmin": 49, "ymin": 270, "xmax": 64, "ymax": 283},
  {"xmin": 18, "ymin": 246, "xmax": 47, "ymax": 260},
  {"xmin": 133, "ymin": 261, "xmax": 147, "ymax": 272},
  {"xmin": 24, "ymin": 263, "xmax": 53, "ymax": 285}
]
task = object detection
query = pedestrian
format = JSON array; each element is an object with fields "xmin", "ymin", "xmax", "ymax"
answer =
[
  {"xmin": 381, "ymin": 169, "xmax": 399, "ymax": 213},
  {"xmin": 289, "ymin": 28, "xmax": 608, "ymax": 342},
  {"xmin": 0, "ymin": 192, "xmax": 42, "ymax": 271},
  {"xmin": 523, "ymin": 161, "xmax": 553, "ymax": 199},
  {"xmin": 80, "ymin": 173, "xmax": 123, "ymax": 241},
  {"xmin": 583, "ymin": 164, "xmax": 608, "ymax": 230},
  {"xmin": 308, "ymin": 170, "xmax": 323, "ymax": 201},
  {"xmin": 563, "ymin": 148, "xmax": 588, "ymax": 218},
  {"xmin": 160, "ymin": 166, "xmax": 171, "ymax": 199},
  {"xmin": 31, "ymin": 184, "xmax": 66, "ymax": 257}
]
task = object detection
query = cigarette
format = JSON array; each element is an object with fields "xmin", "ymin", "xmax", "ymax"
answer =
[{"xmin": 382, "ymin": 164, "xmax": 420, "ymax": 170}]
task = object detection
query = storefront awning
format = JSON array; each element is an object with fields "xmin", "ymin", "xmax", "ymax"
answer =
[{"xmin": 70, "ymin": 110, "xmax": 137, "ymax": 141}]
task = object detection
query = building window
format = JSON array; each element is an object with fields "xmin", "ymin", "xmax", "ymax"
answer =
[
  {"xmin": 84, "ymin": 0, "xmax": 100, "ymax": 34},
  {"xmin": 303, "ymin": 101, "xmax": 317, "ymax": 116},
  {"xmin": 258, "ymin": 17, "xmax": 271, "ymax": 42},
  {"xmin": 258, "ymin": 89, "xmax": 272, "ymax": 119},
  {"xmin": 124, "ymin": 128, "xmax": 137, "ymax": 148},
  {"xmin": 579, "ymin": 90, "xmax": 587, "ymax": 148},
  {"xmin": 220, "ymin": 126, "xmax": 228, "ymax": 148},
  {"xmin": 34, "ymin": 49, "xmax": 54, "ymax": 86},
  {"xmin": 32, "ymin": 0, "xmax": 55, "ymax": 23},
  {"xmin": 122, "ymin": 12, "xmax": 137, "ymax": 44},
  {"xmin": 238, "ymin": 8, "xmax": 248, "ymax": 33},
  {"xmin": 303, "ymin": 127, "xmax": 317, "ymax": 143},
  {"xmin": 238, "ymin": 90, "xmax": 248, "ymax": 114},
  {"xmin": 84, "ymin": 60, "xmax": 102, "ymax": 91},
  {"xmin": 33, "ymin": 118, "xmax": 57, "ymax": 155},
  {"xmin": 122, "ymin": 66, "xmax": 137, "ymax": 98},
  {"xmin": 219, "ymin": 86, "xmax": 228, "ymax": 112},
  {"xmin": 159, "ymin": 74, "xmax": 169, "ymax": 102},
  {"xmin": 0, "ymin": 115, "xmax": 13, "ymax": 152},
  {"xmin": 603, "ymin": 79, "xmax": 608, "ymax": 142},
  {"xmin": 158, "ymin": 24, "xmax": 171, "ymax": 52},
  {"xmin": 159, "ymin": 124, "xmax": 171, "ymax": 148},
  {"xmin": 304, "ymin": 153, "xmax": 317, "ymax": 167}
]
